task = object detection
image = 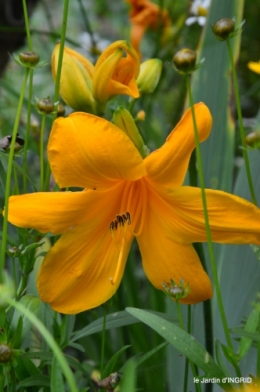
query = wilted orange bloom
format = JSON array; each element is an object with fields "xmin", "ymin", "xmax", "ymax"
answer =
[{"xmin": 126, "ymin": 0, "xmax": 171, "ymax": 57}]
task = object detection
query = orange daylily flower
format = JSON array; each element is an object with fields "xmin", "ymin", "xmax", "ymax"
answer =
[
  {"xmin": 6, "ymin": 103, "xmax": 260, "ymax": 314},
  {"xmin": 52, "ymin": 40, "xmax": 140, "ymax": 113},
  {"xmin": 126, "ymin": 0, "xmax": 171, "ymax": 57}
]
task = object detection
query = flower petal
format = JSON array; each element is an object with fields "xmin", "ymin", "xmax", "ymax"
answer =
[
  {"xmin": 137, "ymin": 206, "xmax": 212, "ymax": 304},
  {"xmin": 48, "ymin": 112, "xmax": 146, "ymax": 189},
  {"xmin": 37, "ymin": 219, "xmax": 132, "ymax": 314},
  {"xmin": 144, "ymin": 103, "xmax": 212, "ymax": 186},
  {"xmin": 7, "ymin": 188, "xmax": 118, "ymax": 235},
  {"xmin": 149, "ymin": 184, "xmax": 260, "ymax": 244},
  {"xmin": 248, "ymin": 61, "xmax": 260, "ymax": 75}
]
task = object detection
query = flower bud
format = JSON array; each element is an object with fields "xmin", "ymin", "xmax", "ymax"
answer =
[
  {"xmin": 162, "ymin": 278, "xmax": 190, "ymax": 300},
  {"xmin": 136, "ymin": 110, "xmax": 146, "ymax": 122},
  {"xmin": 113, "ymin": 107, "xmax": 148, "ymax": 158},
  {"xmin": 19, "ymin": 51, "xmax": 40, "ymax": 66},
  {"xmin": 37, "ymin": 97, "xmax": 55, "ymax": 114},
  {"xmin": 92, "ymin": 40, "xmax": 140, "ymax": 104},
  {"xmin": 212, "ymin": 18, "xmax": 235, "ymax": 40},
  {"xmin": 173, "ymin": 49, "xmax": 197, "ymax": 74},
  {"xmin": 245, "ymin": 131, "xmax": 260, "ymax": 148},
  {"xmin": 52, "ymin": 43, "xmax": 96, "ymax": 113},
  {"xmin": 137, "ymin": 59, "xmax": 162, "ymax": 94},
  {"xmin": 0, "ymin": 344, "xmax": 13, "ymax": 363},
  {"xmin": 56, "ymin": 103, "xmax": 66, "ymax": 117}
]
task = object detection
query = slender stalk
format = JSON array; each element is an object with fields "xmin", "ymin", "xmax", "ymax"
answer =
[
  {"xmin": 22, "ymin": 0, "xmax": 33, "ymax": 51},
  {"xmin": 45, "ymin": 0, "xmax": 70, "ymax": 191},
  {"xmin": 0, "ymin": 69, "xmax": 29, "ymax": 281},
  {"xmin": 226, "ymin": 38, "xmax": 257, "ymax": 205},
  {"xmin": 8, "ymin": 298, "xmax": 78, "ymax": 392},
  {"xmin": 189, "ymin": 150, "xmax": 214, "ymax": 359},
  {"xmin": 23, "ymin": 68, "xmax": 34, "ymax": 193},
  {"xmin": 100, "ymin": 304, "xmax": 107, "ymax": 376},
  {"xmin": 186, "ymin": 75, "xmax": 242, "ymax": 377},
  {"xmin": 39, "ymin": 113, "xmax": 46, "ymax": 191},
  {"xmin": 257, "ymin": 314, "xmax": 260, "ymax": 378}
]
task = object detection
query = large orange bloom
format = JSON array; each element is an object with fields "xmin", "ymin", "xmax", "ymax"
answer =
[
  {"xmin": 127, "ymin": 0, "xmax": 171, "ymax": 57},
  {"xmin": 7, "ymin": 103, "xmax": 260, "ymax": 314}
]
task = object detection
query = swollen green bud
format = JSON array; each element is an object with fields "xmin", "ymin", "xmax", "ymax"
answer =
[
  {"xmin": 245, "ymin": 131, "xmax": 260, "ymax": 148},
  {"xmin": 212, "ymin": 18, "xmax": 235, "ymax": 40},
  {"xmin": 173, "ymin": 49, "xmax": 197, "ymax": 74},
  {"xmin": 0, "ymin": 273, "xmax": 15, "ymax": 310},
  {"xmin": 57, "ymin": 103, "xmax": 66, "ymax": 117},
  {"xmin": 113, "ymin": 107, "xmax": 149, "ymax": 158},
  {"xmin": 0, "ymin": 344, "xmax": 12, "ymax": 363},
  {"xmin": 19, "ymin": 51, "xmax": 40, "ymax": 65},
  {"xmin": 37, "ymin": 97, "xmax": 55, "ymax": 114},
  {"xmin": 137, "ymin": 59, "xmax": 162, "ymax": 94}
]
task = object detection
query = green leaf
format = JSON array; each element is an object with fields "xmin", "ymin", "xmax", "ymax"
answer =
[
  {"xmin": 19, "ymin": 375, "xmax": 50, "ymax": 387},
  {"xmin": 8, "ymin": 316, "xmax": 23, "ymax": 348},
  {"xmin": 10, "ymin": 295, "xmax": 40, "ymax": 347},
  {"xmin": 126, "ymin": 308, "xmax": 228, "ymax": 388},
  {"xmin": 102, "ymin": 345, "xmax": 131, "ymax": 379},
  {"xmin": 230, "ymin": 328, "xmax": 260, "ymax": 342},
  {"xmin": 136, "ymin": 342, "xmax": 167, "ymax": 366},
  {"xmin": 215, "ymin": 340, "xmax": 231, "ymax": 377},
  {"xmin": 238, "ymin": 305, "xmax": 260, "ymax": 360},
  {"xmin": 51, "ymin": 357, "xmax": 66, "ymax": 392},
  {"xmin": 119, "ymin": 359, "xmax": 136, "ymax": 392},
  {"xmin": 71, "ymin": 310, "xmax": 175, "ymax": 342}
]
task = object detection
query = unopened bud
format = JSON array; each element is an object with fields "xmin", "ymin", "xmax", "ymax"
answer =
[
  {"xmin": 136, "ymin": 110, "xmax": 146, "ymax": 122},
  {"xmin": 212, "ymin": 18, "xmax": 235, "ymax": 40},
  {"xmin": 0, "ymin": 344, "xmax": 13, "ymax": 363},
  {"xmin": 37, "ymin": 97, "xmax": 55, "ymax": 114},
  {"xmin": 137, "ymin": 59, "xmax": 162, "ymax": 94},
  {"xmin": 173, "ymin": 49, "xmax": 197, "ymax": 74},
  {"xmin": 19, "ymin": 51, "xmax": 40, "ymax": 65},
  {"xmin": 245, "ymin": 131, "xmax": 260, "ymax": 148},
  {"xmin": 57, "ymin": 103, "xmax": 66, "ymax": 117}
]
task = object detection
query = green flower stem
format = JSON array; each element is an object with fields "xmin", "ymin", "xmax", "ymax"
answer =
[
  {"xmin": 23, "ymin": 68, "xmax": 34, "ymax": 193},
  {"xmin": 0, "ymin": 69, "xmax": 29, "ymax": 281},
  {"xmin": 40, "ymin": 113, "xmax": 46, "ymax": 191},
  {"xmin": 186, "ymin": 75, "xmax": 241, "ymax": 377},
  {"xmin": 100, "ymin": 304, "xmax": 107, "ymax": 376},
  {"xmin": 44, "ymin": 0, "xmax": 70, "ymax": 191},
  {"xmin": 257, "ymin": 314, "xmax": 260, "ymax": 378},
  {"xmin": 176, "ymin": 302, "xmax": 201, "ymax": 392},
  {"xmin": 8, "ymin": 298, "xmax": 78, "ymax": 392},
  {"xmin": 226, "ymin": 38, "xmax": 257, "ymax": 206},
  {"xmin": 189, "ymin": 151, "xmax": 214, "ymax": 360},
  {"xmin": 22, "ymin": 0, "xmax": 32, "ymax": 51}
]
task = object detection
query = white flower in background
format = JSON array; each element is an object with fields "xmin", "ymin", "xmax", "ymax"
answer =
[{"xmin": 185, "ymin": 0, "xmax": 211, "ymax": 26}]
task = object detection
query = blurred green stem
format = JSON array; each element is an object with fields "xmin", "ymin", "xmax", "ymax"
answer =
[
  {"xmin": 40, "ymin": 113, "xmax": 46, "ymax": 191},
  {"xmin": 22, "ymin": 0, "xmax": 32, "ymax": 51},
  {"xmin": 0, "ymin": 69, "xmax": 29, "ymax": 280},
  {"xmin": 226, "ymin": 38, "xmax": 257, "ymax": 205},
  {"xmin": 45, "ymin": 0, "xmax": 70, "ymax": 190},
  {"xmin": 100, "ymin": 304, "xmax": 107, "ymax": 377},
  {"xmin": 186, "ymin": 74, "xmax": 241, "ymax": 377},
  {"xmin": 23, "ymin": 69, "xmax": 34, "ymax": 193}
]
